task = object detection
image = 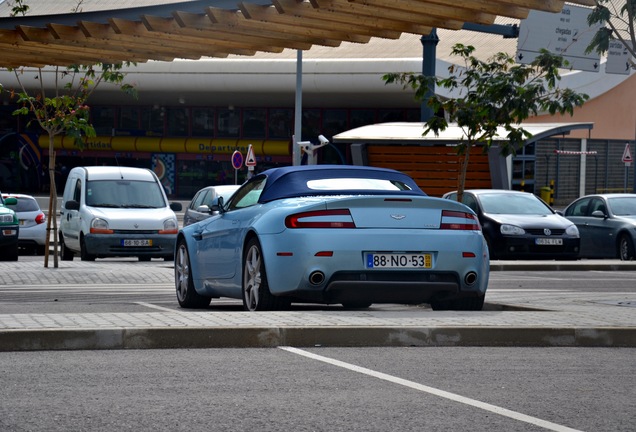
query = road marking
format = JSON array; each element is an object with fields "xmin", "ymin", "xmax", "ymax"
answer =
[
  {"xmin": 280, "ymin": 347, "xmax": 584, "ymax": 432},
  {"xmin": 135, "ymin": 302, "xmax": 177, "ymax": 312}
]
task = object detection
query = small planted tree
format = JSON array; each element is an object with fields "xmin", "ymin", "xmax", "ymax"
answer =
[
  {"xmin": 383, "ymin": 44, "xmax": 589, "ymax": 202},
  {"xmin": 7, "ymin": 65, "xmax": 135, "ymax": 268},
  {"xmin": 3, "ymin": 1, "xmax": 136, "ymax": 267}
]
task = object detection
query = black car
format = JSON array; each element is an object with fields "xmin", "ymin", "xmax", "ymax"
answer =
[{"xmin": 443, "ymin": 189, "xmax": 580, "ymax": 260}]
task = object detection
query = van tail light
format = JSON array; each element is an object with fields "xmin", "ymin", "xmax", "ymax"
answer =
[
  {"xmin": 35, "ymin": 213, "xmax": 46, "ymax": 224},
  {"xmin": 440, "ymin": 210, "xmax": 481, "ymax": 231},
  {"xmin": 285, "ymin": 209, "xmax": 356, "ymax": 228}
]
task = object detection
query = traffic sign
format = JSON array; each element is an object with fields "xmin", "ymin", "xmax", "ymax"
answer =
[
  {"xmin": 231, "ymin": 150, "xmax": 243, "ymax": 170},
  {"xmin": 516, "ymin": 5, "xmax": 602, "ymax": 72},
  {"xmin": 245, "ymin": 144, "xmax": 257, "ymax": 167},
  {"xmin": 622, "ymin": 143, "xmax": 633, "ymax": 165},
  {"xmin": 606, "ymin": 40, "xmax": 632, "ymax": 75}
]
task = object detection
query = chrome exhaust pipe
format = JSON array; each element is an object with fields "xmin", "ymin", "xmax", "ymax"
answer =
[
  {"xmin": 464, "ymin": 271, "xmax": 477, "ymax": 286},
  {"xmin": 309, "ymin": 271, "xmax": 325, "ymax": 286}
]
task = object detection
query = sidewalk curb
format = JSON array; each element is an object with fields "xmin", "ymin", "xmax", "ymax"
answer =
[{"xmin": 1, "ymin": 326, "xmax": 634, "ymax": 352}]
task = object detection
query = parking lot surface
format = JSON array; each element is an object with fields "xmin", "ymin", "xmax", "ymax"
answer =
[{"xmin": 0, "ymin": 257, "xmax": 634, "ymax": 351}]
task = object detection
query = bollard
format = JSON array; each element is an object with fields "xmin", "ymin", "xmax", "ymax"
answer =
[{"xmin": 549, "ymin": 179, "xmax": 555, "ymax": 206}]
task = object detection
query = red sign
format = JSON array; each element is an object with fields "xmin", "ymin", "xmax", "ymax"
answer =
[
  {"xmin": 231, "ymin": 150, "xmax": 243, "ymax": 170},
  {"xmin": 245, "ymin": 144, "xmax": 257, "ymax": 167},
  {"xmin": 623, "ymin": 143, "xmax": 633, "ymax": 164}
]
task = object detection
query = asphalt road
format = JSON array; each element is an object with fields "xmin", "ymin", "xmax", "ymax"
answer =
[{"xmin": 0, "ymin": 346, "xmax": 633, "ymax": 432}]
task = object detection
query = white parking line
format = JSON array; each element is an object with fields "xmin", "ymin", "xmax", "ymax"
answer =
[
  {"xmin": 280, "ymin": 347, "xmax": 584, "ymax": 432},
  {"xmin": 135, "ymin": 302, "xmax": 177, "ymax": 312}
]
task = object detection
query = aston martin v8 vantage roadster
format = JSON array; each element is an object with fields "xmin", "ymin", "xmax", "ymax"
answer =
[{"xmin": 174, "ymin": 165, "xmax": 489, "ymax": 311}]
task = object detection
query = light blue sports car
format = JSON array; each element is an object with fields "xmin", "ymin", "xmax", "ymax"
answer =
[{"xmin": 174, "ymin": 165, "xmax": 489, "ymax": 311}]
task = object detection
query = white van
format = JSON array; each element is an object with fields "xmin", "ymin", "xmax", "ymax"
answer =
[{"xmin": 59, "ymin": 166, "xmax": 182, "ymax": 261}]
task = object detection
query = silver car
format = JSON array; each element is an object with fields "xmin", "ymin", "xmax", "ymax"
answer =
[
  {"xmin": 3, "ymin": 193, "xmax": 47, "ymax": 256},
  {"xmin": 563, "ymin": 193, "xmax": 636, "ymax": 260},
  {"xmin": 183, "ymin": 185, "xmax": 240, "ymax": 227}
]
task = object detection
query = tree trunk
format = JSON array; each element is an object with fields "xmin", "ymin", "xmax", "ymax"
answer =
[
  {"xmin": 44, "ymin": 134, "xmax": 59, "ymax": 268},
  {"xmin": 456, "ymin": 144, "xmax": 472, "ymax": 204}
]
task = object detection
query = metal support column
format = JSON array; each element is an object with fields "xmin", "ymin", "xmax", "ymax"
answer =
[{"xmin": 420, "ymin": 29, "xmax": 439, "ymax": 122}]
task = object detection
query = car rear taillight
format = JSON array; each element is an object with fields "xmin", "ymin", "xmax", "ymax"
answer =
[
  {"xmin": 440, "ymin": 210, "xmax": 480, "ymax": 230},
  {"xmin": 285, "ymin": 209, "xmax": 356, "ymax": 228},
  {"xmin": 35, "ymin": 213, "xmax": 46, "ymax": 224}
]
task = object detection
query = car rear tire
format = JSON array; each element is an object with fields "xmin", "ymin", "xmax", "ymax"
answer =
[
  {"xmin": 242, "ymin": 238, "xmax": 289, "ymax": 311},
  {"xmin": 618, "ymin": 234, "xmax": 635, "ymax": 261},
  {"xmin": 139, "ymin": 256, "xmax": 151, "ymax": 262},
  {"xmin": 80, "ymin": 236, "xmax": 96, "ymax": 261},
  {"xmin": 59, "ymin": 234, "xmax": 74, "ymax": 261},
  {"xmin": 1, "ymin": 243, "xmax": 18, "ymax": 261},
  {"xmin": 175, "ymin": 239, "xmax": 211, "ymax": 308}
]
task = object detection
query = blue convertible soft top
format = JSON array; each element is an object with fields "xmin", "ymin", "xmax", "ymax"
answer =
[{"xmin": 256, "ymin": 165, "xmax": 427, "ymax": 203}]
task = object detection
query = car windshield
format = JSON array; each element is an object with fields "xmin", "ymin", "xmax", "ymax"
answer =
[
  {"xmin": 608, "ymin": 197, "xmax": 636, "ymax": 216},
  {"xmin": 479, "ymin": 193, "xmax": 552, "ymax": 215},
  {"xmin": 85, "ymin": 180, "xmax": 167, "ymax": 208}
]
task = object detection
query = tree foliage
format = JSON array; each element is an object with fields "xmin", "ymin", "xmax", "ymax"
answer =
[
  {"xmin": 383, "ymin": 44, "xmax": 589, "ymax": 201},
  {"xmin": 587, "ymin": 0, "xmax": 636, "ymax": 65}
]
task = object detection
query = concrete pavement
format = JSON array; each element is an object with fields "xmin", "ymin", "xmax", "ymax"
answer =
[{"xmin": 0, "ymin": 258, "xmax": 634, "ymax": 351}]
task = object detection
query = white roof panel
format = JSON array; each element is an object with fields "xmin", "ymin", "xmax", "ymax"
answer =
[{"xmin": 332, "ymin": 122, "xmax": 595, "ymax": 144}]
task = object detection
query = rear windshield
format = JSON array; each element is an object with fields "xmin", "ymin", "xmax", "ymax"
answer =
[
  {"xmin": 86, "ymin": 180, "xmax": 167, "ymax": 208},
  {"xmin": 5, "ymin": 197, "xmax": 39, "ymax": 212},
  {"xmin": 306, "ymin": 178, "xmax": 413, "ymax": 191}
]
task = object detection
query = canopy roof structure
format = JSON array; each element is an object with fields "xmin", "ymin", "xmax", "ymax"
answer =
[
  {"xmin": 332, "ymin": 122, "xmax": 595, "ymax": 145},
  {"xmin": 0, "ymin": 0, "xmax": 595, "ymax": 68}
]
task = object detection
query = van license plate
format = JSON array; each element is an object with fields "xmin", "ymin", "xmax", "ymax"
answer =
[
  {"xmin": 366, "ymin": 253, "xmax": 432, "ymax": 269},
  {"xmin": 122, "ymin": 239, "xmax": 152, "ymax": 247}
]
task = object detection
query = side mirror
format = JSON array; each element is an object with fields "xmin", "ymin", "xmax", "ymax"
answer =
[
  {"xmin": 65, "ymin": 200, "xmax": 80, "ymax": 211},
  {"xmin": 196, "ymin": 204, "xmax": 211, "ymax": 214},
  {"xmin": 170, "ymin": 202, "xmax": 182, "ymax": 212},
  {"xmin": 211, "ymin": 196, "xmax": 225, "ymax": 214},
  {"xmin": 591, "ymin": 210, "xmax": 607, "ymax": 219}
]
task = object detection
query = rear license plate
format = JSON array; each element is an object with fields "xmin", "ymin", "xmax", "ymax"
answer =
[
  {"xmin": 366, "ymin": 253, "xmax": 432, "ymax": 269},
  {"xmin": 536, "ymin": 238, "xmax": 563, "ymax": 245},
  {"xmin": 122, "ymin": 239, "xmax": 152, "ymax": 247}
]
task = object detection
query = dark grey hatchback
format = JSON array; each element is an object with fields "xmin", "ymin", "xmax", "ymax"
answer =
[
  {"xmin": 443, "ymin": 189, "xmax": 580, "ymax": 260},
  {"xmin": 563, "ymin": 193, "xmax": 636, "ymax": 260}
]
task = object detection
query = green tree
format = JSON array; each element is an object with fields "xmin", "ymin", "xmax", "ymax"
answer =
[
  {"xmin": 3, "ymin": 2, "xmax": 136, "ymax": 268},
  {"xmin": 383, "ymin": 44, "xmax": 589, "ymax": 202},
  {"xmin": 587, "ymin": 0, "xmax": 636, "ymax": 63}
]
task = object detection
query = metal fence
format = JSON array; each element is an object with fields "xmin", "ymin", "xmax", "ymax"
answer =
[{"xmin": 533, "ymin": 138, "xmax": 635, "ymax": 207}]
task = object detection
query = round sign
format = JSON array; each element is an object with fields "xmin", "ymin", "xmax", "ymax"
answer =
[{"xmin": 231, "ymin": 150, "xmax": 243, "ymax": 170}]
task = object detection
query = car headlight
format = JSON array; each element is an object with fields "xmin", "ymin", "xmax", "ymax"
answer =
[
  {"xmin": 0, "ymin": 214, "xmax": 14, "ymax": 223},
  {"xmin": 500, "ymin": 224, "xmax": 525, "ymax": 235},
  {"xmin": 160, "ymin": 218, "xmax": 179, "ymax": 234},
  {"xmin": 89, "ymin": 217, "xmax": 113, "ymax": 234},
  {"xmin": 163, "ymin": 219, "xmax": 177, "ymax": 231},
  {"xmin": 566, "ymin": 224, "xmax": 580, "ymax": 237},
  {"xmin": 91, "ymin": 218, "xmax": 109, "ymax": 230}
]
